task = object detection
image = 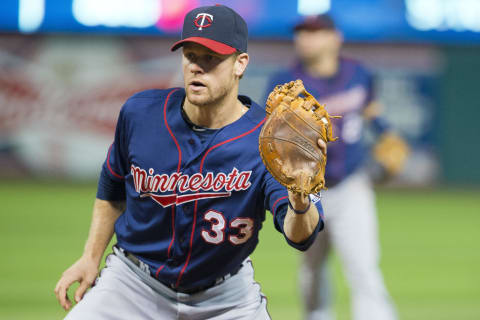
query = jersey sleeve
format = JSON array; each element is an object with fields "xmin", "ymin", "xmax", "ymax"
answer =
[
  {"xmin": 263, "ymin": 173, "xmax": 289, "ymax": 219},
  {"xmin": 263, "ymin": 173, "xmax": 324, "ymax": 251},
  {"xmin": 96, "ymin": 107, "xmax": 128, "ymax": 201},
  {"xmin": 274, "ymin": 201, "xmax": 324, "ymax": 251}
]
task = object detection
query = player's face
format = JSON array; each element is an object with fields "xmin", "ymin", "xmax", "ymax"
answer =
[
  {"xmin": 182, "ymin": 43, "xmax": 239, "ymax": 107},
  {"xmin": 294, "ymin": 29, "xmax": 342, "ymax": 61}
]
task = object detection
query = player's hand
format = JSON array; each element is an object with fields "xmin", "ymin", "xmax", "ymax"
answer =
[
  {"xmin": 54, "ymin": 256, "xmax": 99, "ymax": 310},
  {"xmin": 373, "ymin": 132, "xmax": 409, "ymax": 176}
]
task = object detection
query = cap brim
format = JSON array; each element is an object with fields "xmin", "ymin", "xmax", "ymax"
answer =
[
  {"xmin": 171, "ymin": 37, "xmax": 237, "ymax": 55},
  {"xmin": 294, "ymin": 22, "xmax": 335, "ymax": 32}
]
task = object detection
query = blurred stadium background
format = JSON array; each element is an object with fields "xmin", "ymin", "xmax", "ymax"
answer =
[{"xmin": 0, "ymin": 0, "xmax": 479, "ymax": 319}]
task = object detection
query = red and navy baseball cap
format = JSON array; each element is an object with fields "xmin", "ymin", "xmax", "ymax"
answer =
[
  {"xmin": 293, "ymin": 14, "xmax": 336, "ymax": 32},
  {"xmin": 171, "ymin": 4, "xmax": 248, "ymax": 55}
]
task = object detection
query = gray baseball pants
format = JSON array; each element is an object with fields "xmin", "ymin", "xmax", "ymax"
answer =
[{"xmin": 65, "ymin": 251, "xmax": 271, "ymax": 320}]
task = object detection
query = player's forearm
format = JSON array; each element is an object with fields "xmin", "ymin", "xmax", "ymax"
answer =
[
  {"xmin": 283, "ymin": 192, "xmax": 319, "ymax": 243},
  {"xmin": 82, "ymin": 198, "xmax": 124, "ymax": 265}
]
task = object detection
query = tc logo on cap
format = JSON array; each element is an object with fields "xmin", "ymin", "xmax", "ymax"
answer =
[
  {"xmin": 194, "ymin": 13, "xmax": 213, "ymax": 30},
  {"xmin": 171, "ymin": 5, "xmax": 248, "ymax": 54}
]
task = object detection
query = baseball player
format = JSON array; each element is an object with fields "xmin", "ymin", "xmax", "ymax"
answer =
[
  {"xmin": 266, "ymin": 14, "xmax": 407, "ymax": 320},
  {"xmin": 54, "ymin": 5, "xmax": 326, "ymax": 320}
]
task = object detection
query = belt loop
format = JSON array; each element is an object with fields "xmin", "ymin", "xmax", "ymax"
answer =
[{"xmin": 114, "ymin": 244, "xmax": 151, "ymax": 276}]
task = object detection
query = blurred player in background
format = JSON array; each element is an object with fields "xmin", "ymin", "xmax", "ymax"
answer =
[{"xmin": 266, "ymin": 14, "xmax": 409, "ymax": 320}]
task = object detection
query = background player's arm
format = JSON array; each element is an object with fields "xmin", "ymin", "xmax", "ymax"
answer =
[
  {"xmin": 54, "ymin": 199, "xmax": 124, "ymax": 311},
  {"xmin": 363, "ymin": 101, "xmax": 382, "ymax": 121},
  {"xmin": 364, "ymin": 101, "xmax": 410, "ymax": 176}
]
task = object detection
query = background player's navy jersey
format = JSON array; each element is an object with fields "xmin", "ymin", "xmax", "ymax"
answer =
[
  {"xmin": 267, "ymin": 57, "xmax": 374, "ymax": 187},
  {"xmin": 96, "ymin": 88, "xmax": 324, "ymax": 290}
]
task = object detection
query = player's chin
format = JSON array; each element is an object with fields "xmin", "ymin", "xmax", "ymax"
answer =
[{"xmin": 186, "ymin": 90, "xmax": 212, "ymax": 106}]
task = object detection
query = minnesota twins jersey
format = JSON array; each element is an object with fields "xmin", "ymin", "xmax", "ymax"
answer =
[
  {"xmin": 267, "ymin": 57, "xmax": 375, "ymax": 187},
  {"xmin": 96, "ymin": 88, "xmax": 323, "ymax": 290}
]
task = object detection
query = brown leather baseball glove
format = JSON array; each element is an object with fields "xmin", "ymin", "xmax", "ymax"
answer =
[
  {"xmin": 373, "ymin": 132, "xmax": 410, "ymax": 176},
  {"xmin": 259, "ymin": 79, "xmax": 339, "ymax": 194}
]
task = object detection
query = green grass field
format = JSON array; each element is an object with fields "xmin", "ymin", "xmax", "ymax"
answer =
[{"xmin": 0, "ymin": 181, "xmax": 479, "ymax": 320}]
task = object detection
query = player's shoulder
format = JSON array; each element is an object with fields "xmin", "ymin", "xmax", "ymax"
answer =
[{"xmin": 240, "ymin": 95, "xmax": 267, "ymax": 123}]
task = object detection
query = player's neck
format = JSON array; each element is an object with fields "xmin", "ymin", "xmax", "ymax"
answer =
[
  {"xmin": 304, "ymin": 53, "xmax": 339, "ymax": 78},
  {"xmin": 183, "ymin": 87, "xmax": 247, "ymax": 129}
]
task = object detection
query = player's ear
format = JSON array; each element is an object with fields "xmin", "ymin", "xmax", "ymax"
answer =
[{"xmin": 233, "ymin": 52, "xmax": 249, "ymax": 78}]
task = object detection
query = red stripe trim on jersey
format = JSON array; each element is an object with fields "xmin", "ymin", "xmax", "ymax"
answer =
[
  {"xmin": 107, "ymin": 144, "xmax": 124, "ymax": 179},
  {"xmin": 167, "ymin": 205, "xmax": 176, "ymax": 257},
  {"xmin": 163, "ymin": 88, "xmax": 182, "ymax": 173},
  {"xmin": 176, "ymin": 117, "xmax": 266, "ymax": 287},
  {"xmin": 155, "ymin": 264, "xmax": 165, "ymax": 278},
  {"xmin": 155, "ymin": 88, "xmax": 181, "ymax": 278},
  {"xmin": 176, "ymin": 199, "xmax": 199, "ymax": 288},
  {"xmin": 272, "ymin": 195, "xmax": 288, "ymax": 218}
]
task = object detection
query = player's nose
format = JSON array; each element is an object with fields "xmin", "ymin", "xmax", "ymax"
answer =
[{"xmin": 188, "ymin": 61, "xmax": 205, "ymax": 75}]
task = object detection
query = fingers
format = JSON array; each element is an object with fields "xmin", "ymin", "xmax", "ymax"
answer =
[
  {"xmin": 317, "ymin": 139, "xmax": 327, "ymax": 156},
  {"xmin": 54, "ymin": 272, "xmax": 96, "ymax": 310},
  {"xmin": 54, "ymin": 258, "xmax": 99, "ymax": 311},
  {"xmin": 74, "ymin": 275, "xmax": 95, "ymax": 303},
  {"xmin": 54, "ymin": 276, "xmax": 75, "ymax": 310}
]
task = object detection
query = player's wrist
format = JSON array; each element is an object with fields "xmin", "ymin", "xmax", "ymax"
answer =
[
  {"xmin": 288, "ymin": 197, "xmax": 311, "ymax": 215},
  {"xmin": 80, "ymin": 251, "xmax": 103, "ymax": 267}
]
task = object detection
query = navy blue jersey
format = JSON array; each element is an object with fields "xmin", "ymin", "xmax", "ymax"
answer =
[
  {"xmin": 96, "ymin": 88, "xmax": 324, "ymax": 290},
  {"xmin": 267, "ymin": 57, "xmax": 375, "ymax": 186}
]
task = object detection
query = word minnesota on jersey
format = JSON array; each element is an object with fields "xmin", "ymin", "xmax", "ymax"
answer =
[{"xmin": 131, "ymin": 165, "xmax": 252, "ymax": 208}]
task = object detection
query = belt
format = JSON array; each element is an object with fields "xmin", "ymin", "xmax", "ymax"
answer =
[{"xmin": 113, "ymin": 245, "xmax": 243, "ymax": 295}]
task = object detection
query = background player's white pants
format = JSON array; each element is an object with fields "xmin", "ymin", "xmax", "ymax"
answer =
[
  {"xmin": 65, "ymin": 253, "xmax": 270, "ymax": 320},
  {"xmin": 299, "ymin": 170, "xmax": 397, "ymax": 320}
]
